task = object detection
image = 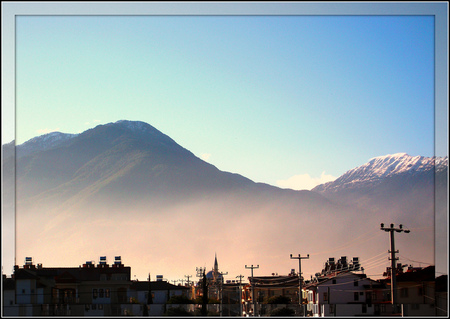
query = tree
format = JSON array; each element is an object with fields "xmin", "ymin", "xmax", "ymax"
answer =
[
  {"xmin": 142, "ymin": 304, "xmax": 149, "ymax": 316},
  {"xmin": 167, "ymin": 295, "xmax": 194, "ymax": 304},
  {"xmin": 164, "ymin": 306, "xmax": 193, "ymax": 316},
  {"xmin": 266, "ymin": 295, "xmax": 291, "ymax": 304},
  {"xmin": 201, "ymin": 269, "xmax": 209, "ymax": 316},
  {"xmin": 270, "ymin": 307, "xmax": 295, "ymax": 316}
]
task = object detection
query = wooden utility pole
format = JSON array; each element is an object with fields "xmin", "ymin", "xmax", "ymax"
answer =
[
  {"xmin": 236, "ymin": 275, "xmax": 244, "ymax": 317},
  {"xmin": 218, "ymin": 270, "xmax": 228, "ymax": 317},
  {"xmin": 380, "ymin": 223, "xmax": 410, "ymax": 314},
  {"xmin": 185, "ymin": 275, "xmax": 192, "ymax": 287},
  {"xmin": 290, "ymin": 254, "xmax": 309, "ymax": 316},
  {"xmin": 245, "ymin": 264, "xmax": 259, "ymax": 316}
]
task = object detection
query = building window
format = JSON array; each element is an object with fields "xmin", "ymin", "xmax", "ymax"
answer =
[
  {"xmin": 99, "ymin": 289, "xmax": 104, "ymax": 298},
  {"xmin": 323, "ymin": 292, "xmax": 328, "ymax": 302},
  {"xmin": 371, "ymin": 292, "xmax": 377, "ymax": 302},
  {"xmin": 93, "ymin": 289, "xmax": 98, "ymax": 299},
  {"xmin": 418, "ymin": 286, "xmax": 423, "ymax": 296},
  {"xmin": 354, "ymin": 280, "xmax": 358, "ymax": 286},
  {"xmin": 362, "ymin": 304, "xmax": 367, "ymax": 313},
  {"xmin": 332, "ymin": 279, "xmax": 336, "ymax": 284},
  {"xmin": 354, "ymin": 292, "xmax": 359, "ymax": 301},
  {"xmin": 400, "ymin": 288, "xmax": 408, "ymax": 298},
  {"xmin": 105, "ymin": 289, "xmax": 110, "ymax": 298}
]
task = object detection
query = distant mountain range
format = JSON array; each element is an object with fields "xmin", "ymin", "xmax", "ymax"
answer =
[
  {"xmin": 312, "ymin": 153, "xmax": 447, "ymax": 219},
  {"xmin": 313, "ymin": 153, "xmax": 447, "ymax": 193},
  {"xmin": 2, "ymin": 120, "xmax": 447, "ymax": 280}
]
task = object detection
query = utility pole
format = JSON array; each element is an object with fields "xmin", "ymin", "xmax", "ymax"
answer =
[
  {"xmin": 236, "ymin": 275, "xmax": 244, "ymax": 317},
  {"xmin": 218, "ymin": 270, "xmax": 228, "ymax": 317},
  {"xmin": 185, "ymin": 275, "xmax": 192, "ymax": 287},
  {"xmin": 147, "ymin": 273, "xmax": 153, "ymax": 306},
  {"xmin": 380, "ymin": 223, "xmax": 410, "ymax": 314},
  {"xmin": 245, "ymin": 264, "xmax": 259, "ymax": 316},
  {"xmin": 290, "ymin": 254, "xmax": 309, "ymax": 317}
]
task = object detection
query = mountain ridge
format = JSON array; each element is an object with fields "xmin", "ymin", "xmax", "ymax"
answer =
[{"xmin": 312, "ymin": 153, "xmax": 448, "ymax": 193}]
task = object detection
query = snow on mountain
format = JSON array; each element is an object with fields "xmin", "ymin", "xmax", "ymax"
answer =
[
  {"xmin": 17, "ymin": 132, "xmax": 78, "ymax": 157},
  {"xmin": 109, "ymin": 120, "xmax": 179, "ymax": 148},
  {"xmin": 115, "ymin": 120, "xmax": 150, "ymax": 132},
  {"xmin": 313, "ymin": 153, "xmax": 448, "ymax": 193}
]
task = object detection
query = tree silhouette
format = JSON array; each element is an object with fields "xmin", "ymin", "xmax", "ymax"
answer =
[{"xmin": 201, "ymin": 269, "xmax": 209, "ymax": 316}]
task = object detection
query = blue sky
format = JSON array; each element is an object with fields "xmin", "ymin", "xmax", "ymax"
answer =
[{"xmin": 3, "ymin": 2, "xmax": 447, "ymax": 191}]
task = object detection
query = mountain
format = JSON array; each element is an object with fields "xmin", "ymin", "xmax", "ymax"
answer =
[
  {"xmin": 17, "ymin": 131, "xmax": 79, "ymax": 158},
  {"xmin": 311, "ymin": 153, "xmax": 448, "ymax": 218},
  {"xmin": 3, "ymin": 120, "xmax": 445, "ymax": 281},
  {"xmin": 312, "ymin": 153, "xmax": 448, "ymax": 193},
  {"xmin": 13, "ymin": 120, "xmax": 262, "ymax": 213},
  {"xmin": 311, "ymin": 152, "xmax": 448, "ymax": 279}
]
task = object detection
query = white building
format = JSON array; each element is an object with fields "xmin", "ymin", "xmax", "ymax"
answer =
[{"xmin": 305, "ymin": 272, "xmax": 385, "ymax": 317}]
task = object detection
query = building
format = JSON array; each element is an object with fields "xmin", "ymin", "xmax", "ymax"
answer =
[
  {"xmin": 305, "ymin": 271, "xmax": 386, "ymax": 317},
  {"xmin": 222, "ymin": 281, "xmax": 244, "ymax": 316},
  {"xmin": 2, "ymin": 275, "xmax": 18, "ymax": 316},
  {"xmin": 193, "ymin": 254, "xmax": 225, "ymax": 315},
  {"xmin": 127, "ymin": 279, "xmax": 192, "ymax": 316},
  {"xmin": 205, "ymin": 253, "xmax": 224, "ymax": 301},
  {"xmin": 246, "ymin": 270, "xmax": 300, "ymax": 316},
  {"xmin": 11, "ymin": 256, "xmax": 132, "ymax": 316},
  {"xmin": 379, "ymin": 265, "xmax": 437, "ymax": 316},
  {"xmin": 303, "ymin": 256, "xmax": 391, "ymax": 317},
  {"xmin": 435, "ymin": 274, "xmax": 448, "ymax": 317}
]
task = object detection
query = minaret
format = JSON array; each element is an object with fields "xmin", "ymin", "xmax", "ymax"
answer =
[{"xmin": 214, "ymin": 253, "xmax": 219, "ymax": 281}]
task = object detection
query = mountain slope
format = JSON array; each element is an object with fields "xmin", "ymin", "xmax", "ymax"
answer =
[
  {"xmin": 313, "ymin": 153, "xmax": 447, "ymax": 193},
  {"xmin": 14, "ymin": 120, "xmax": 256, "ymax": 211},
  {"xmin": 312, "ymin": 153, "xmax": 447, "ymax": 217}
]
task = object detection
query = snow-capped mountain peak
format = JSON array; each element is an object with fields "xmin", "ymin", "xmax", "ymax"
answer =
[{"xmin": 313, "ymin": 153, "xmax": 448, "ymax": 193}]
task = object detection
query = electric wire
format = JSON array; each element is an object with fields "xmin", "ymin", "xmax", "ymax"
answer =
[{"xmin": 309, "ymin": 229, "xmax": 383, "ymax": 256}]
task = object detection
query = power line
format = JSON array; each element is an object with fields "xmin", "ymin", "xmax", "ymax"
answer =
[{"xmin": 309, "ymin": 230, "xmax": 383, "ymax": 256}]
